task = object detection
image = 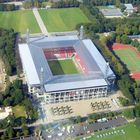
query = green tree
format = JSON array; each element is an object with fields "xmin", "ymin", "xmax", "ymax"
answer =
[
  {"xmin": 0, "ymin": 135, "xmax": 6, "ymax": 140},
  {"xmin": 6, "ymin": 126, "xmax": 15, "ymax": 139},
  {"xmin": 134, "ymin": 104, "xmax": 140, "ymax": 117},
  {"xmin": 135, "ymin": 88, "xmax": 140, "ymax": 102},
  {"xmin": 134, "ymin": 118, "xmax": 140, "ymax": 132},
  {"xmin": 16, "ymin": 132, "xmax": 21, "ymax": 138},
  {"xmin": 12, "ymin": 89, "xmax": 23, "ymax": 105},
  {"xmin": 22, "ymin": 125, "xmax": 29, "ymax": 136},
  {"xmin": 118, "ymin": 97, "xmax": 130, "ymax": 106},
  {"xmin": 115, "ymin": 0, "xmax": 121, "ymax": 7},
  {"xmin": 123, "ymin": 108, "xmax": 135, "ymax": 119},
  {"xmin": 121, "ymin": 34, "xmax": 131, "ymax": 44}
]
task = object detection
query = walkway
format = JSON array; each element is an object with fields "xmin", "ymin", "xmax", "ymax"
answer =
[{"xmin": 33, "ymin": 8, "xmax": 50, "ymax": 36}]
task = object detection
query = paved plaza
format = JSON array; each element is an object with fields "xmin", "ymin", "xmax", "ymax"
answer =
[{"xmin": 37, "ymin": 91, "xmax": 125, "ymax": 123}]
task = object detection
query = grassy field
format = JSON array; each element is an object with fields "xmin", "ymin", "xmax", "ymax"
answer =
[
  {"xmin": 97, "ymin": 6, "xmax": 116, "ymax": 9},
  {"xmin": 48, "ymin": 59, "xmax": 78, "ymax": 75},
  {"xmin": 77, "ymin": 123, "xmax": 140, "ymax": 140},
  {"xmin": 0, "ymin": 10, "xmax": 40, "ymax": 33},
  {"xmin": 114, "ymin": 49, "xmax": 140, "ymax": 72},
  {"xmin": 12, "ymin": 105, "xmax": 26, "ymax": 118},
  {"xmin": 39, "ymin": 8, "xmax": 90, "ymax": 32}
]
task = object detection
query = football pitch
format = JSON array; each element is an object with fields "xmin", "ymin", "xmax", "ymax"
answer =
[
  {"xmin": 39, "ymin": 8, "xmax": 90, "ymax": 32},
  {"xmin": 0, "ymin": 10, "xmax": 40, "ymax": 33},
  {"xmin": 77, "ymin": 123, "xmax": 140, "ymax": 140},
  {"xmin": 114, "ymin": 49, "xmax": 140, "ymax": 72},
  {"xmin": 48, "ymin": 59, "xmax": 78, "ymax": 75}
]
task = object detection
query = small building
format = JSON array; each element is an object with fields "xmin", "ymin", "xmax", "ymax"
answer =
[
  {"xmin": 0, "ymin": 107, "xmax": 12, "ymax": 120},
  {"xmin": 124, "ymin": 4, "xmax": 134, "ymax": 14}
]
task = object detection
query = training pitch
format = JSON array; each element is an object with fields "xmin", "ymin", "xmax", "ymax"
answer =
[
  {"xmin": 48, "ymin": 59, "xmax": 78, "ymax": 75},
  {"xmin": 39, "ymin": 8, "xmax": 90, "ymax": 32},
  {"xmin": 77, "ymin": 123, "xmax": 140, "ymax": 140},
  {"xmin": 114, "ymin": 49, "xmax": 140, "ymax": 72},
  {"xmin": 0, "ymin": 10, "xmax": 40, "ymax": 33}
]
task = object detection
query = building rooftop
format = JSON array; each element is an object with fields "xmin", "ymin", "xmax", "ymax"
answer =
[
  {"xmin": 19, "ymin": 35, "xmax": 115, "ymax": 92},
  {"xmin": 100, "ymin": 9, "xmax": 123, "ymax": 17},
  {"xmin": 124, "ymin": 4, "xmax": 134, "ymax": 10}
]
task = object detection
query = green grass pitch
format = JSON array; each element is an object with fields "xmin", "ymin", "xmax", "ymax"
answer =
[
  {"xmin": 0, "ymin": 10, "xmax": 40, "ymax": 33},
  {"xmin": 77, "ymin": 123, "xmax": 140, "ymax": 140},
  {"xmin": 97, "ymin": 6, "xmax": 116, "ymax": 9},
  {"xmin": 114, "ymin": 49, "xmax": 140, "ymax": 72},
  {"xmin": 48, "ymin": 59, "xmax": 78, "ymax": 75},
  {"xmin": 39, "ymin": 8, "xmax": 90, "ymax": 32},
  {"xmin": 12, "ymin": 105, "xmax": 26, "ymax": 118}
]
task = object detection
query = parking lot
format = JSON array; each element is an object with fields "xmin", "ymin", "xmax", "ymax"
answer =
[{"xmin": 40, "ymin": 117, "xmax": 128, "ymax": 140}]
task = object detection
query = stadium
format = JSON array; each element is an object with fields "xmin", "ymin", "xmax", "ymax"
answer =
[{"xmin": 19, "ymin": 35, "xmax": 115, "ymax": 104}]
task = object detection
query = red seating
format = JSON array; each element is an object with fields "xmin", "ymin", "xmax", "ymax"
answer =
[
  {"xmin": 44, "ymin": 48, "xmax": 88, "ymax": 74},
  {"xmin": 44, "ymin": 48, "xmax": 76, "ymax": 60},
  {"xmin": 74, "ymin": 54, "xmax": 88, "ymax": 74}
]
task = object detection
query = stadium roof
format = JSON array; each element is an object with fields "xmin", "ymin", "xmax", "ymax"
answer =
[
  {"xmin": 19, "ymin": 35, "xmax": 115, "ymax": 92},
  {"xmin": 100, "ymin": 9, "xmax": 123, "ymax": 17},
  {"xmin": 124, "ymin": 4, "xmax": 134, "ymax": 10}
]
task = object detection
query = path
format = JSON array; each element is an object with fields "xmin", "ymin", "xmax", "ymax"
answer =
[{"xmin": 33, "ymin": 8, "xmax": 50, "ymax": 36}]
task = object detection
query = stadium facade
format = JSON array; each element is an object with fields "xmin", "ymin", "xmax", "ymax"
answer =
[{"xmin": 19, "ymin": 35, "xmax": 115, "ymax": 104}]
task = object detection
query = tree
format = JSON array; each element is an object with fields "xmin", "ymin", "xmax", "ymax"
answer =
[
  {"xmin": 115, "ymin": 0, "xmax": 121, "ymax": 7},
  {"xmin": 121, "ymin": 34, "xmax": 131, "ymax": 44},
  {"xmin": 120, "ymin": 4, "xmax": 126, "ymax": 12},
  {"xmin": 118, "ymin": 97, "xmax": 130, "ymax": 106},
  {"xmin": 134, "ymin": 104, "xmax": 140, "ymax": 117},
  {"xmin": 131, "ymin": 26, "xmax": 139, "ymax": 35},
  {"xmin": 12, "ymin": 80, "xmax": 22, "ymax": 89},
  {"xmin": 22, "ymin": 125, "xmax": 29, "ymax": 136},
  {"xmin": 134, "ymin": 118, "xmax": 140, "ymax": 132},
  {"xmin": 6, "ymin": 126, "xmax": 15, "ymax": 139},
  {"xmin": 123, "ymin": 108, "xmax": 135, "ymax": 119},
  {"xmin": 75, "ymin": 116, "xmax": 81, "ymax": 124},
  {"xmin": 16, "ymin": 132, "xmax": 21, "ymax": 138},
  {"xmin": 12, "ymin": 89, "xmax": 23, "ymax": 105},
  {"xmin": 137, "ymin": 5, "xmax": 140, "ymax": 13},
  {"xmin": 0, "ymin": 135, "xmax": 6, "ymax": 140},
  {"xmin": 3, "ymin": 97, "xmax": 12, "ymax": 106},
  {"xmin": 116, "ymin": 35, "xmax": 121, "ymax": 43},
  {"xmin": 88, "ymin": 113, "xmax": 100, "ymax": 121},
  {"xmin": 135, "ymin": 88, "xmax": 140, "ymax": 102}
]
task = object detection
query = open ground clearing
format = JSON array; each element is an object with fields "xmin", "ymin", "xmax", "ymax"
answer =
[{"xmin": 12, "ymin": 105, "xmax": 26, "ymax": 118}]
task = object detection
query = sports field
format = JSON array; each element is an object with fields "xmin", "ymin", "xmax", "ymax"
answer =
[
  {"xmin": 0, "ymin": 10, "xmax": 40, "ymax": 33},
  {"xmin": 39, "ymin": 8, "xmax": 90, "ymax": 32},
  {"xmin": 48, "ymin": 59, "xmax": 78, "ymax": 75},
  {"xmin": 114, "ymin": 49, "xmax": 140, "ymax": 72},
  {"xmin": 77, "ymin": 123, "xmax": 140, "ymax": 140}
]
